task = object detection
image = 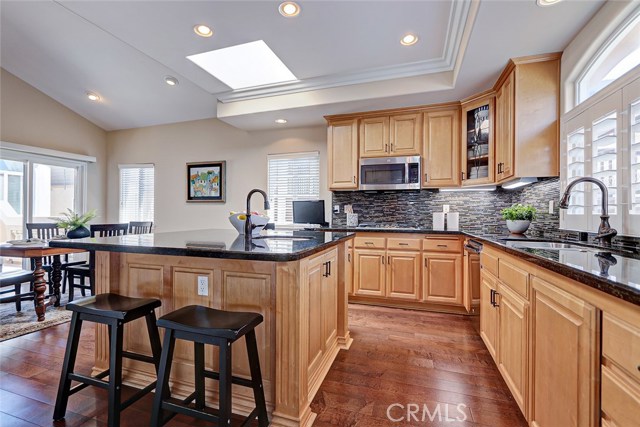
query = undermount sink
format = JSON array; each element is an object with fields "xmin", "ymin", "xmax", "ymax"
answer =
[{"xmin": 507, "ymin": 241, "xmax": 597, "ymax": 251}]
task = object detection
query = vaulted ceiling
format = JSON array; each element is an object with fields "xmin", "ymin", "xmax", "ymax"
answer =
[{"xmin": 0, "ymin": 0, "xmax": 605, "ymax": 131}]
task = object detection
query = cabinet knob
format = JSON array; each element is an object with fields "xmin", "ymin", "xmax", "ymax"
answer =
[{"xmin": 461, "ymin": 171, "xmax": 465, "ymax": 181}]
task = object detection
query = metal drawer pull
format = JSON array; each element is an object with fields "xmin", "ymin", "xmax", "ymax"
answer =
[
  {"xmin": 493, "ymin": 291, "xmax": 500, "ymax": 307},
  {"xmin": 398, "ymin": 243, "xmax": 409, "ymax": 246},
  {"xmin": 382, "ymin": 256, "xmax": 385, "ymax": 264},
  {"xmin": 437, "ymin": 244, "xmax": 448, "ymax": 248},
  {"xmin": 365, "ymin": 241, "xmax": 374, "ymax": 245}
]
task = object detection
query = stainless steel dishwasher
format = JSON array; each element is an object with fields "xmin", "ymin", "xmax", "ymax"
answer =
[{"xmin": 463, "ymin": 239, "xmax": 483, "ymax": 314}]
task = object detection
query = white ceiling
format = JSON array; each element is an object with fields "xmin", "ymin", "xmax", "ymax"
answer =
[{"xmin": 0, "ymin": 0, "xmax": 605, "ymax": 132}]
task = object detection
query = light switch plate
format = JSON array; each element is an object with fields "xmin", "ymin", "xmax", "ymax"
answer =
[
  {"xmin": 333, "ymin": 204, "xmax": 340, "ymax": 213},
  {"xmin": 197, "ymin": 276, "xmax": 209, "ymax": 296},
  {"xmin": 549, "ymin": 200, "xmax": 554, "ymax": 214},
  {"xmin": 443, "ymin": 205, "xmax": 450, "ymax": 213}
]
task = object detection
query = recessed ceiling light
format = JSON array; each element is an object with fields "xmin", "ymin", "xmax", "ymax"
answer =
[
  {"xmin": 86, "ymin": 92, "xmax": 100, "ymax": 101},
  {"xmin": 194, "ymin": 24, "xmax": 213, "ymax": 37},
  {"xmin": 164, "ymin": 76, "xmax": 179, "ymax": 86},
  {"xmin": 536, "ymin": 0, "xmax": 563, "ymax": 6},
  {"xmin": 187, "ymin": 40, "xmax": 297, "ymax": 90},
  {"xmin": 275, "ymin": 119, "xmax": 288, "ymax": 124},
  {"xmin": 279, "ymin": 2, "xmax": 300, "ymax": 17},
  {"xmin": 400, "ymin": 34, "xmax": 418, "ymax": 46}
]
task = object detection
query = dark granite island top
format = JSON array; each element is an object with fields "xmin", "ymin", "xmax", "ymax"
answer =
[{"xmin": 49, "ymin": 228, "xmax": 354, "ymax": 262}]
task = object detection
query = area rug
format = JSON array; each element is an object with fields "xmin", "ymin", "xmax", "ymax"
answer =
[{"xmin": 0, "ymin": 286, "xmax": 72, "ymax": 342}]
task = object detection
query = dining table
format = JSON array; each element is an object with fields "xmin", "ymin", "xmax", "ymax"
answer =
[{"xmin": 0, "ymin": 243, "xmax": 85, "ymax": 321}]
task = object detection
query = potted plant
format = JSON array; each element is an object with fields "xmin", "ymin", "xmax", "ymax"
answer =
[
  {"xmin": 501, "ymin": 203, "xmax": 537, "ymax": 234},
  {"xmin": 52, "ymin": 208, "xmax": 97, "ymax": 238}
]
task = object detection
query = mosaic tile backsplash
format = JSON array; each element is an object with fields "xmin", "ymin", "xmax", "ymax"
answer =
[{"xmin": 332, "ymin": 178, "xmax": 561, "ymax": 235}]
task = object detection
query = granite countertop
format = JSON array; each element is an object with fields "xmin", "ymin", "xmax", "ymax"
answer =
[
  {"xmin": 48, "ymin": 229, "xmax": 355, "ymax": 262},
  {"xmin": 321, "ymin": 226, "xmax": 640, "ymax": 306}
]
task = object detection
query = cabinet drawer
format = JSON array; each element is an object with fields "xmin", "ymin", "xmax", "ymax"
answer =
[
  {"xmin": 481, "ymin": 251, "xmax": 498, "ymax": 277},
  {"xmin": 602, "ymin": 365, "xmax": 640, "ymax": 426},
  {"xmin": 498, "ymin": 259, "xmax": 529, "ymax": 299},
  {"xmin": 387, "ymin": 238, "xmax": 421, "ymax": 251},
  {"xmin": 603, "ymin": 313, "xmax": 640, "ymax": 383},
  {"xmin": 423, "ymin": 238, "xmax": 460, "ymax": 252},
  {"xmin": 354, "ymin": 236, "xmax": 386, "ymax": 249}
]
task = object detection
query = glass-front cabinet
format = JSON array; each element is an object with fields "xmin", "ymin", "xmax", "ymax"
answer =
[
  {"xmin": 461, "ymin": 95, "xmax": 494, "ymax": 186},
  {"xmin": 560, "ymin": 74, "xmax": 640, "ymax": 237}
]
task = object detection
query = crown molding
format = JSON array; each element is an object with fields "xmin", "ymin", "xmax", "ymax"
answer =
[{"xmin": 217, "ymin": 0, "xmax": 477, "ymax": 104}]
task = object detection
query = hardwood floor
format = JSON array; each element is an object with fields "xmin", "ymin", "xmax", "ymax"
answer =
[{"xmin": 0, "ymin": 304, "xmax": 526, "ymax": 427}]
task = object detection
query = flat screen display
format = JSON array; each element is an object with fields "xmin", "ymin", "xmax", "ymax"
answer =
[{"xmin": 292, "ymin": 200, "xmax": 326, "ymax": 225}]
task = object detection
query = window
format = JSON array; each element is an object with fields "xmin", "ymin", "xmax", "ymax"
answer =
[
  {"xmin": 119, "ymin": 164, "xmax": 154, "ymax": 223},
  {"xmin": 577, "ymin": 11, "xmax": 640, "ymax": 104},
  {"xmin": 267, "ymin": 152, "xmax": 320, "ymax": 226}
]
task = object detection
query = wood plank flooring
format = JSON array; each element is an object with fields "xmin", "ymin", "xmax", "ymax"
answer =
[{"xmin": 0, "ymin": 304, "xmax": 526, "ymax": 427}]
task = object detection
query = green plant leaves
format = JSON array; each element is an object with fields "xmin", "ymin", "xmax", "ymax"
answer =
[{"xmin": 501, "ymin": 204, "xmax": 537, "ymax": 221}]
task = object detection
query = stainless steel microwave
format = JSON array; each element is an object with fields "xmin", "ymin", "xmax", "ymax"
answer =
[{"xmin": 359, "ymin": 156, "xmax": 421, "ymax": 190}]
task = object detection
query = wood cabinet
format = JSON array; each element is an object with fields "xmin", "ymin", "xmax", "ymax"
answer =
[
  {"xmin": 463, "ymin": 244, "xmax": 481, "ymax": 313},
  {"xmin": 480, "ymin": 269, "xmax": 499, "ymax": 361},
  {"xmin": 387, "ymin": 251, "xmax": 421, "ymax": 300},
  {"xmin": 530, "ymin": 275, "xmax": 597, "ymax": 427},
  {"xmin": 422, "ymin": 253, "xmax": 462, "ymax": 305},
  {"xmin": 328, "ymin": 119, "xmax": 358, "ymax": 189},
  {"xmin": 360, "ymin": 113, "xmax": 421, "ymax": 157},
  {"xmin": 461, "ymin": 94, "xmax": 495, "ymax": 186},
  {"xmin": 422, "ymin": 108, "xmax": 461, "ymax": 187},
  {"xmin": 494, "ymin": 54, "xmax": 560, "ymax": 184},
  {"xmin": 353, "ymin": 248, "xmax": 385, "ymax": 297}
]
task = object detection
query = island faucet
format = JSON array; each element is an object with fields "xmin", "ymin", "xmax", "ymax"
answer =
[
  {"xmin": 245, "ymin": 189, "xmax": 271, "ymax": 237},
  {"xmin": 558, "ymin": 177, "xmax": 617, "ymax": 247}
]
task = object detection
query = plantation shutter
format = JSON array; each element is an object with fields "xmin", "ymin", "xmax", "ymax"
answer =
[
  {"xmin": 267, "ymin": 152, "xmax": 320, "ymax": 225},
  {"xmin": 119, "ymin": 164, "xmax": 154, "ymax": 223}
]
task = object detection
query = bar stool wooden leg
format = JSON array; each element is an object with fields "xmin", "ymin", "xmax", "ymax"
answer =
[
  {"xmin": 218, "ymin": 340, "xmax": 232, "ymax": 427},
  {"xmin": 245, "ymin": 330, "xmax": 269, "ymax": 427},
  {"xmin": 194, "ymin": 342, "xmax": 205, "ymax": 410},
  {"xmin": 107, "ymin": 320, "xmax": 124, "ymax": 427},
  {"xmin": 53, "ymin": 312, "xmax": 83, "ymax": 420},
  {"xmin": 151, "ymin": 329, "xmax": 175, "ymax": 427}
]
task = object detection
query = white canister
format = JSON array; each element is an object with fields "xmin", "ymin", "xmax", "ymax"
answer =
[
  {"xmin": 433, "ymin": 212, "xmax": 445, "ymax": 230},
  {"xmin": 447, "ymin": 212, "xmax": 459, "ymax": 231},
  {"xmin": 346, "ymin": 213, "xmax": 359, "ymax": 227}
]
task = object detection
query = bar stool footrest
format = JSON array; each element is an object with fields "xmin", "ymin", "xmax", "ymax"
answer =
[
  {"xmin": 162, "ymin": 401, "xmax": 219, "ymax": 424},
  {"xmin": 68, "ymin": 371, "xmax": 110, "ymax": 392},
  {"xmin": 122, "ymin": 350, "xmax": 156, "ymax": 364},
  {"xmin": 120, "ymin": 380, "xmax": 158, "ymax": 411},
  {"xmin": 202, "ymin": 368, "xmax": 254, "ymax": 388}
]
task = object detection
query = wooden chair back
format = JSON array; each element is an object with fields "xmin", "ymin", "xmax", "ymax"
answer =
[
  {"xmin": 90, "ymin": 224, "xmax": 129, "ymax": 238},
  {"xmin": 128, "ymin": 221, "xmax": 153, "ymax": 234},
  {"xmin": 26, "ymin": 223, "xmax": 65, "ymax": 240}
]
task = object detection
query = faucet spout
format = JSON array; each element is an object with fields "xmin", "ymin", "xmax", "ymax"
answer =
[
  {"xmin": 245, "ymin": 189, "xmax": 270, "ymax": 237},
  {"xmin": 559, "ymin": 177, "xmax": 617, "ymax": 246}
]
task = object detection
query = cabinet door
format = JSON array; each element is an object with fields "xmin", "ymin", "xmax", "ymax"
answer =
[
  {"xmin": 328, "ymin": 119, "xmax": 358, "ymax": 189},
  {"xmin": 360, "ymin": 116, "xmax": 389, "ymax": 157},
  {"xmin": 461, "ymin": 96, "xmax": 495, "ymax": 186},
  {"xmin": 386, "ymin": 251, "xmax": 420, "ymax": 300},
  {"xmin": 307, "ymin": 254, "xmax": 326, "ymax": 376},
  {"xmin": 423, "ymin": 109, "xmax": 460, "ymax": 187},
  {"xmin": 322, "ymin": 252, "xmax": 338, "ymax": 350},
  {"xmin": 530, "ymin": 276, "xmax": 598, "ymax": 427},
  {"xmin": 463, "ymin": 251, "xmax": 481, "ymax": 313},
  {"xmin": 390, "ymin": 113, "xmax": 421, "ymax": 155},
  {"xmin": 346, "ymin": 242, "xmax": 354, "ymax": 296},
  {"xmin": 353, "ymin": 249, "xmax": 385, "ymax": 297},
  {"xmin": 496, "ymin": 71, "xmax": 515, "ymax": 182},
  {"xmin": 497, "ymin": 283, "xmax": 529, "ymax": 418},
  {"xmin": 480, "ymin": 271, "xmax": 499, "ymax": 361},
  {"xmin": 422, "ymin": 253, "xmax": 462, "ymax": 305}
]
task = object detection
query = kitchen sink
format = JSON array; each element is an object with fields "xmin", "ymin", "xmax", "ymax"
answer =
[{"xmin": 506, "ymin": 241, "xmax": 599, "ymax": 251}]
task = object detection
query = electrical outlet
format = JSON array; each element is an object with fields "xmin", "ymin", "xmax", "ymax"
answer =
[
  {"xmin": 333, "ymin": 204, "xmax": 340, "ymax": 213},
  {"xmin": 197, "ymin": 276, "xmax": 209, "ymax": 296},
  {"xmin": 549, "ymin": 200, "xmax": 554, "ymax": 214},
  {"xmin": 442, "ymin": 205, "xmax": 450, "ymax": 213}
]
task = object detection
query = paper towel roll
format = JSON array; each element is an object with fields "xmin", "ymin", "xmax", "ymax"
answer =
[
  {"xmin": 433, "ymin": 212, "xmax": 445, "ymax": 230},
  {"xmin": 447, "ymin": 212, "xmax": 459, "ymax": 231}
]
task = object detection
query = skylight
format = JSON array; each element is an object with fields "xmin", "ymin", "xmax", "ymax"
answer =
[{"xmin": 187, "ymin": 40, "xmax": 297, "ymax": 90}]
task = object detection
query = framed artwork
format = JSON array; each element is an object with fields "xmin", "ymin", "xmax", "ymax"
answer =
[{"xmin": 186, "ymin": 161, "xmax": 226, "ymax": 203}]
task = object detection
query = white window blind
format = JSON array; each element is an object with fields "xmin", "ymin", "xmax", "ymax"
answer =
[
  {"xmin": 268, "ymin": 152, "xmax": 320, "ymax": 225},
  {"xmin": 119, "ymin": 164, "xmax": 154, "ymax": 223}
]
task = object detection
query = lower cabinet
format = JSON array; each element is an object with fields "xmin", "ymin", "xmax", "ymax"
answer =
[
  {"xmin": 353, "ymin": 249, "xmax": 386, "ymax": 297},
  {"xmin": 387, "ymin": 251, "xmax": 421, "ymax": 300},
  {"xmin": 422, "ymin": 253, "xmax": 462, "ymax": 305},
  {"xmin": 479, "ymin": 271, "xmax": 499, "ymax": 360},
  {"xmin": 529, "ymin": 275, "xmax": 597, "ymax": 427}
]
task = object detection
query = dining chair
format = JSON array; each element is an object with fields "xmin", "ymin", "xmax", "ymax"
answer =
[
  {"xmin": 0, "ymin": 258, "xmax": 34, "ymax": 312},
  {"xmin": 128, "ymin": 221, "xmax": 153, "ymax": 234},
  {"xmin": 26, "ymin": 222, "xmax": 85, "ymax": 295},
  {"xmin": 65, "ymin": 224, "xmax": 129, "ymax": 302}
]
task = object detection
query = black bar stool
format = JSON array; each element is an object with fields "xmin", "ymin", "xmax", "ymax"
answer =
[
  {"xmin": 150, "ymin": 305, "xmax": 269, "ymax": 427},
  {"xmin": 53, "ymin": 293, "xmax": 163, "ymax": 427}
]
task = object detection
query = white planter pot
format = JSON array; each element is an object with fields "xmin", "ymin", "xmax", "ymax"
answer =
[{"xmin": 506, "ymin": 220, "xmax": 531, "ymax": 234}]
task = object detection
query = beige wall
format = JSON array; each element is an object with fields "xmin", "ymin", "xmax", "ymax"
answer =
[
  {"xmin": 0, "ymin": 68, "xmax": 108, "ymax": 217},
  {"xmin": 107, "ymin": 119, "xmax": 329, "ymax": 232}
]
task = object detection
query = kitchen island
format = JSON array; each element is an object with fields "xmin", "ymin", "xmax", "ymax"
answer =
[{"xmin": 50, "ymin": 229, "xmax": 355, "ymax": 427}]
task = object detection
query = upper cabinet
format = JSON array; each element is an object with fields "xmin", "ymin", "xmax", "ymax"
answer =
[
  {"xmin": 360, "ymin": 113, "xmax": 421, "ymax": 157},
  {"xmin": 327, "ymin": 119, "xmax": 358, "ymax": 190},
  {"xmin": 423, "ymin": 107, "xmax": 461, "ymax": 187},
  {"xmin": 461, "ymin": 93, "xmax": 495, "ymax": 186},
  {"xmin": 494, "ymin": 54, "xmax": 561, "ymax": 184}
]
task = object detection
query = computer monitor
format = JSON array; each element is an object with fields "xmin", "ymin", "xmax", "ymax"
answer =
[{"xmin": 292, "ymin": 200, "xmax": 327, "ymax": 226}]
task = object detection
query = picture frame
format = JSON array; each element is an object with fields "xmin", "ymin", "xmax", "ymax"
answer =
[{"xmin": 186, "ymin": 161, "xmax": 226, "ymax": 203}]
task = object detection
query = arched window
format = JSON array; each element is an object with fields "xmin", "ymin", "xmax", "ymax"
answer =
[{"xmin": 576, "ymin": 11, "xmax": 640, "ymax": 105}]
